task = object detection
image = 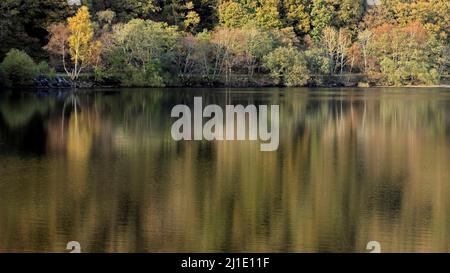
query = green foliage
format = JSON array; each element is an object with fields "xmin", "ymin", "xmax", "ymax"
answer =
[
  {"xmin": 218, "ymin": 1, "xmax": 251, "ymax": 27},
  {"xmin": 263, "ymin": 46, "xmax": 310, "ymax": 86},
  {"xmin": 368, "ymin": 22, "xmax": 445, "ymax": 85},
  {"xmin": 309, "ymin": 0, "xmax": 365, "ymax": 40},
  {"xmin": 304, "ymin": 48, "xmax": 330, "ymax": 75},
  {"xmin": 218, "ymin": 0, "xmax": 283, "ymax": 30},
  {"xmin": 0, "ymin": 49, "xmax": 38, "ymax": 86},
  {"xmin": 282, "ymin": 0, "xmax": 311, "ymax": 35},
  {"xmin": 310, "ymin": 0, "xmax": 335, "ymax": 40},
  {"xmin": 108, "ymin": 0, "xmax": 157, "ymax": 21},
  {"xmin": 184, "ymin": 10, "xmax": 201, "ymax": 32},
  {"xmin": 360, "ymin": 4, "xmax": 394, "ymax": 30},
  {"xmin": 157, "ymin": 1, "xmax": 201, "ymax": 32},
  {"xmin": 382, "ymin": 0, "xmax": 450, "ymax": 42},
  {"xmin": 336, "ymin": 0, "xmax": 364, "ymax": 31},
  {"xmin": 92, "ymin": 67, "xmax": 111, "ymax": 83},
  {"xmin": 36, "ymin": 61, "xmax": 56, "ymax": 79},
  {"xmin": 104, "ymin": 19, "xmax": 178, "ymax": 86},
  {"xmin": 254, "ymin": 0, "xmax": 283, "ymax": 29},
  {"xmin": 2, "ymin": 0, "xmax": 448, "ymax": 87},
  {"xmin": 97, "ymin": 9, "xmax": 116, "ymax": 27},
  {"xmin": 244, "ymin": 27, "xmax": 275, "ymax": 59},
  {"xmin": 380, "ymin": 58, "xmax": 440, "ymax": 86},
  {"xmin": 121, "ymin": 62, "xmax": 165, "ymax": 87}
]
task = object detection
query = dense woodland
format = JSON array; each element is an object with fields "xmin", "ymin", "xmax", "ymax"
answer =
[{"xmin": 0, "ymin": 0, "xmax": 449, "ymax": 87}]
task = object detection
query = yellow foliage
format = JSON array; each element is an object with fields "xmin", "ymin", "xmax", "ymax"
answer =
[
  {"xmin": 184, "ymin": 11, "xmax": 201, "ymax": 31},
  {"xmin": 66, "ymin": 6, "xmax": 102, "ymax": 79},
  {"xmin": 68, "ymin": 6, "xmax": 94, "ymax": 64}
]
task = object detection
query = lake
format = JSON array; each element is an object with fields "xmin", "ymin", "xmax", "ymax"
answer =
[{"xmin": 0, "ymin": 88, "xmax": 448, "ymax": 252}]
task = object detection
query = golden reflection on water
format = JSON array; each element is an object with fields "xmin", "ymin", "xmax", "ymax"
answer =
[{"xmin": 0, "ymin": 88, "xmax": 448, "ymax": 252}]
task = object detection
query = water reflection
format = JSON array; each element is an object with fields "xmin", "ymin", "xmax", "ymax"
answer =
[{"xmin": 0, "ymin": 88, "xmax": 448, "ymax": 252}]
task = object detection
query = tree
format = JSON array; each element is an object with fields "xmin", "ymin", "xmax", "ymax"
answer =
[
  {"xmin": 173, "ymin": 26, "xmax": 277, "ymax": 83},
  {"xmin": 0, "ymin": 0, "xmax": 73, "ymax": 59},
  {"xmin": 347, "ymin": 43, "xmax": 361, "ymax": 73},
  {"xmin": 368, "ymin": 22, "xmax": 446, "ymax": 85},
  {"xmin": 310, "ymin": 0, "xmax": 335, "ymax": 40},
  {"xmin": 174, "ymin": 34, "xmax": 201, "ymax": 77},
  {"xmin": 218, "ymin": 0, "xmax": 284, "ymax": 30},
  {"xmin": 360, "ymin": 4, "xmax": 393, "ymax": 31},
  {"xmin": 196, "ymin": 30, "xmax": 213, "ymax": 77},
  {"xmin": 105, "ymin": 19, "xmax": 179, "ymax": 86},
  {"xmin": 270, "ymin": 27, "xmax": 299, "ymax": 47},
  {"xmin": 357, "ymin": 29, "xmax": 372, "ymax": 72},
  {"xmin": 0, "ymin": 49, "xmax": 38, "ymax": 86},
  {"xmin": 158, "ymin": 1, "xmax": 201, "ymax": 32},
  {"xmin": 383, "ymin": 0, "xmax": 450, "ymax": 42},
  {"xmin": 281, "ymin": 0, "xmax": 311, "ymax": 35},
  {"xmin": 321, "ymin": 26, "xmax": 337, "ymax": 74},
  {"xmin": 218, "ymin": 1, "xmax": 251, "ymax": 27},
  {"xmin": 109, "ymin": 0, "xmax": 157, "ymax": 21},
  {"xmin": 254, "ymin": 0, "xmax": 283, "ymax": 29},
  {"xmin": 188, "ymin": 0, "xmax": 218, "ymax": 30},
  {"xmin": 45, "ymin": 23, "xmax": 71, "ymax": 59},
  {"xmin": 263, "ymin": 46, "xmax": 310, "ymax": 86},
  {"xmin": 304, "ymin": 47, "xmax": 330, "ymax": 76},
  {"xmin": 183, "ymin": 2, "xmax": 201, "ymax": 32},
  {"xmin": 336, "ymin": 0, "xmax": 364, "ymax": 32},
  {"xmin": 97, "ymin": 9, "xmax": 116, "ymax": 29},
  {"xmin": 242, "ymin": 27, "xmax": 275, "ymax": 76},
  {"xmin": 210, "ymin": 27, "xmax": 247, "ymax": 83},
  {"xmin": 336, "ymin": 28, "xmax": 351, "ymax": 74},
  {"xmin": 64, "ymin": 6, "xmax": 102, "ymax": 81}
]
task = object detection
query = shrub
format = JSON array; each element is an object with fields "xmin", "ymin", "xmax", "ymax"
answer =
[
  {"xmin": 304, "ymin": 48, "xmax": 330, "ymax": 75},
  {"xmin": 93, "ymin": 67, "xmax": 112, "ymax": 83},
  {"xmin": 263, "ymin": 46, "xmax": 310, "ymax": 87},
  {"xmin": 0, "ymin": 49, "xmax": 38, "ymax": 86},
  {"xmin": 380, "ymin": 58, "xmax": 440, "ymax": 86},
  {"xmin": 304, "ymin": 47, "xmax": 330, "ymax": 85},
  {"xmin": 121, "ymin": 62, "xmax": 164, "ymax": 87},
  {"xmin": 36, "ymin": 61, "xmax": 56, "ymax": 79}
]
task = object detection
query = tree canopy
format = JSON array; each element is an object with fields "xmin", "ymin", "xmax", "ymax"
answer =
[{"xmin": 1, "ymin": 0, "xmax": 448, "ymax": 87}]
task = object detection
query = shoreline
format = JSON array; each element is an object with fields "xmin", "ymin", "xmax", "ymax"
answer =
[{"xmin": 1, "ymin": 84, "xmax": 449, "ymax": 94}]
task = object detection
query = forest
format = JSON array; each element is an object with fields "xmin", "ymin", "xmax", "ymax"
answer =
[{"xmin": 0, "ymin": 0, "xmax": 449, "ymax": 87}]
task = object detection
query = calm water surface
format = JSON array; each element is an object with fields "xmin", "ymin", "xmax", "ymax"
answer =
[{"xmin": 0, "ymin": 88, "xmax": 449, "ymax": 252}]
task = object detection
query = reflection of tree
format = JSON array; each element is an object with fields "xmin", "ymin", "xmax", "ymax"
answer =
[
  {"xmin": 0, "ymin": 89, "xmax": 448, "ymax": 252},
  {"xmin": 0, "ymin": 93, "xmax": 54, "ymax": 128},
  {"xmin": 61, "ymin": 93, "xmax": 81, "ymax": 139},
  {"xmin": 0, "ymin": 93, "xmax": 55, "ymax": 154}
]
